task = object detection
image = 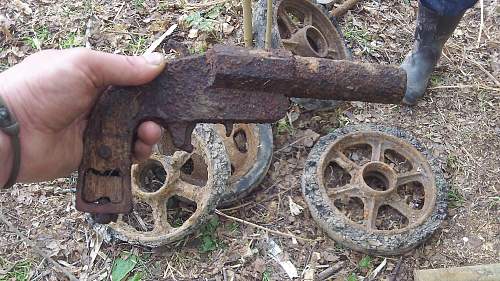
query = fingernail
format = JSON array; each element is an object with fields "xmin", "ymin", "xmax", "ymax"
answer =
[{"xmin": 143, "ymin": 52, "xmax": 164, "ymax": 65}]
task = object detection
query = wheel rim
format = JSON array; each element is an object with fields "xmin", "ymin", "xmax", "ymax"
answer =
[
  {"xmin": 302, "ymin": 125, "xmax": 447, "ymax": 255},
  {"xmin": 318, "ymin": 131, "xmax": 437, "ymax": 233}
]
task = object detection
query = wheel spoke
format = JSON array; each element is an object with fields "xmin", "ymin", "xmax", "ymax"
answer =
[
  {"xmin": 278, "ymin": 9, "xmax": 297, "ymax": 33},
  {"xmin": 327, "ymin": 184, "xmax": 358, "ymax": 198},
  {"xmin": 387, "ymin": 198, "xmax": 420, "ymax": 224},
  {"xmin": 174, "ymin": 180, "xmax": 201, "ymax": 202},
  {"xmin": 397, "ymin": 170, "xmax": 426, "ymax": 186},
  {"xmin": 327, "ymin": 48, "xmax": 338, "ymax": 58},
  {"xmin": 150, "ymin": 199, "xmax": 172, "ymax": 232},
  {"xmin": 281, "ymin": 38, "xmax": 299, "ymax": 49},
  {"xmin": 304, "ymin": 11, "xmax": 313, "ymax": 26},
  {"xmin": 369, "ymin": 139, "xmax": 384, "ymax": 162},
  {"xmin": 332, "ymin": 150, "xmax": 359, "ymax": 175},
  {"xmin": 363, "ymin": 197, "xmax": 379, "ymax": 229},
  {"xmin": 170, "ymin": 150, "xmax": 193, "ymax": 170},
  {"xmin": 131, "ymin": 186, "xmax": 157, "ymax": 205}
]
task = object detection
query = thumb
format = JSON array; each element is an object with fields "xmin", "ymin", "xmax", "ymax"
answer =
[{"xmin": 76, "ymin": 49, "xmax": 166, "ymax": 87}]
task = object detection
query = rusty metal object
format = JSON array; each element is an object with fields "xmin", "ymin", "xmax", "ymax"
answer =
[
  {"xmin": 157, "ymin": 123, "xmax": 272, "ymax": 206},
  {"xmin": 253, "ymin": 0, "xmax": 351, "ymax": 110},
  {"xmin": 302, "ymin": 125, "xmax": 447, "ymax": 255},
  {"xmin": 215, "ymin": 124, "xmax": 273, "ymax": 205},
  {"xmin": 276, "ymin": 0, "xmax": 350, "ymax": 59},
  {"xmin": 93, "ymin": 125, "xmax": 230, "ymax": 247},
  {"xmin": 162, "ymin": 43, "xmax": 273, "ymax": 206},
  {"xmin": 77, "ymin": 45, "xmax": 406, "ymax": 216}
]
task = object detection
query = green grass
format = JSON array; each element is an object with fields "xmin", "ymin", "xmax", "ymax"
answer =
[
  {"xmin": 448, "ymin": 187, "xmax": 465, "ymax": 208},
  {"xmin": 59, "ymin": 32, "xmax": 80, "ymax": 49},
  {"xmin": 127, "ymin": 35, "xmax": 147, "ymax": 55},
  {"xmin": 110, "ymin": 252, "xmax": 150, "ymax": 281},
  {"xmin": 198, "ymin": 217, "xmax": 223, "ymax": 253},
  {"xmin": 276, "ymin": 117, "xmax": 294, "ymax": 135},
  {"xmin": 188, "ymin": 41, "xmax": 208, "ymax": 54},
  {"xmin": 133, "ymin": 0, "xmax": 145, "ymax": 8},
  {"xmin": 185, "ymin": 5, "xmax": 222, "ymax": 34},
  {"xmin": 346, "ymin": 272, "xmax": 357, "ymax": 281},
  {"xmin": 262, "ymin": 270, "xmax": 271, "ymax": 281},
  {"xmin": 0, "ymin": 259, "xmax": 31, "ymax": 281},
  {"xmin": 429, "ymin": 73, "xmax": 444, "ymax": 86},
  {"xmin": 342, "ymin": 22, "xmax": 375, "ymax": 55},
  {"xmin": 358, "ymin": 256, "xmax": 372, "ymax": 270},
  {"xmin": 23, "ymin": 26, "xmax": 51, "ymax": 50},
  {"xmin": 227, "ymin": 222, "xmax": 239, "ymax": 232}
]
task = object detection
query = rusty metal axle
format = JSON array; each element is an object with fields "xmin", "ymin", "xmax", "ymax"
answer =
[{"xmin": 76, "ymin": 45, "xmax": 406, "ymax": 216}]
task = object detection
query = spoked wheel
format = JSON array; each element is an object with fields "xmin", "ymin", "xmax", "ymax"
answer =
[
  {"xmin": 214, "ymin": 124, "xmax": 273, "ymax": 206},
  {"xmin": 253, "ymin": 0, "xmax": 351, "ymax": 110},
  {"xmin": 95, "ymin": 125, "xmax": 230, "ymax": 247},
  {"xmin": 302, "ymin": 125, "xmax": 447, "ymax": 255},
  {"xmin": 276, "ymin": 0, "xmax": 350, "ymax": 59},
  {"xmin": 160, "ymin": 124, "xmax": 272, "ymax": 206}
]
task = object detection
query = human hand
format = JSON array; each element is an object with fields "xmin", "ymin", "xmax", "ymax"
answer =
[{"xmin": 0, "ymin": 48, "xmax": 164, "ymax": 184}]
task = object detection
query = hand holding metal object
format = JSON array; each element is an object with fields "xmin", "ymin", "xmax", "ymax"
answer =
[{"xmin": 76, "ymin": 45, "xmax": 407, "ymax": 218}]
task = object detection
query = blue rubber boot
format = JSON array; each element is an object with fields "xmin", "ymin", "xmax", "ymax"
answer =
[{"xmin": 401, "ymin": 4, "xmax": 465, "ymax": 105}]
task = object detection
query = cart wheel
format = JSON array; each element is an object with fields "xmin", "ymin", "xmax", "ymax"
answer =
[
  {"xmin": 93, "ymin": 124, "xmax": 230, "ymax": 247},
  {"xmin": 302, "ymin": 124, "xmax": 448, "ymax": 255}
]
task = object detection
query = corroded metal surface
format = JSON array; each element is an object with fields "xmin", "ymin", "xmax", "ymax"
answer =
[
  {"xmin": 276, "ymin": 0, "xmax": 350, "ymax": 59},
  {"xmin": 302, "ymin": 125, "xmax": 447, "ymax": 255},
  {"xmin": 77, "ymin": 45, "xmax": 406, "ymax": 215},
  {"xmin": 96, "ymin": 125, "xmax": 230, "ymax": 247}
]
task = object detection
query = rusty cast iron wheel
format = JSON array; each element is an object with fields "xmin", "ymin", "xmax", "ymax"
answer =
[
  {"xmin": 253, "ymin": 0, "xmax": 351, "ymax": 110},
  {"xmin": 253, "ymin": 0, "xmax": 350, "ymax": 59},
  {"xmin": 93, "ymin": 125, "xmax": 230, "ymax": 247},
  {"xmin": 215, "ymin": 124, "xmax": 273, "ymax": 206},
  {"xmin": 158, "ymin": 124, "xmax": 272, "ymax": 206},
  {"xmin": 302, "ymin": 124, "xmax": 447, "ymax": 255}
]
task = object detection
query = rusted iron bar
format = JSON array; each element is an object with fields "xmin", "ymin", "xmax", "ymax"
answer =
[
  {"xmin": 77, "ymin": 45, "xmax": 406, "ymax": 216},
  {"xmin": 209, "ymin": 46, "xmax": 405, "ymax": 103}
]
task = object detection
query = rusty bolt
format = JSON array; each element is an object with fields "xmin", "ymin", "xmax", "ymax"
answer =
[{"xmin": 97, "ymin": 145, "xmax": 112, "ymax": 159}]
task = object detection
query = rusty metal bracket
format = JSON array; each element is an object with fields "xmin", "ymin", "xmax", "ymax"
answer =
[{"xmin": 77, "ymin": 45, "xmax": 406, "ymax": 216}]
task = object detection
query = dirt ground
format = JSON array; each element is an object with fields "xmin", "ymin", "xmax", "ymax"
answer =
[{"xmin": 0, "ymin": 0, "xmax": 498, "ymax": 280}]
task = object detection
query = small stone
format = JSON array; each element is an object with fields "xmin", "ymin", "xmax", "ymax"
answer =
[
  {"xmin": 222, "ymin": 22, "xmax": 234, "ymax": 35},
  {"xmin": 188, "ymin": 28, "xmax": 198, "ymax": 38}
]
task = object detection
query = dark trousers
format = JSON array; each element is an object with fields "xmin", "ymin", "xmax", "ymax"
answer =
[{"xmin": 421, "ymin": 0, "xmax": 478, "ymax": 16}]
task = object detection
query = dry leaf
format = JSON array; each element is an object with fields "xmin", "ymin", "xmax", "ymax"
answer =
[
  {"xmin": 288, "ymin": 196, "xmax": 304, "ymax": 216},
  {"xmin": 13, "ymin": 0, "xmax": 32, "ymax": 14}
]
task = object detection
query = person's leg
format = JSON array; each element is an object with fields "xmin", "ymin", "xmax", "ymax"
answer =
[{"xmin": 401, "ymin": 0, "xmax": 478, "ymax": 105}]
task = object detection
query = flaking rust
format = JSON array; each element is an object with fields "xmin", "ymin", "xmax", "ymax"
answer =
[{"xmin": 77, "ymin": 45, "xmax": 407, "ymax": 218}]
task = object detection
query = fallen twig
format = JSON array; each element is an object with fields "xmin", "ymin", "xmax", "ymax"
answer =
[
  {"xmin": 143, "ymin": 24, "xmax": 178, "ymax": 55},
  {"xmin": 316, "ymin": 261, "xmax": 345, "ymax": 280},
  {"xmin": 477, "ymin": 0, "xmax": 484, "ymax": 47},
  {"xmin": 185, "ymin": 0, "xmax": 231, "ymax": 9},
  {"xmin": 331, "ymin": 0, "xmax": 363, "ymax": 18},
  {"xmin": 0, "ymin": 207, "xmax": 78, "ymax": 281},
  {"xmin": 219, "ymin": 185, "xmax": 296, "ymax": 212},
  {"xmin": 428, "ymin": 84, "xmax": 500, "ymax": 93},
  {"xmin": 470, "ymin": 60, "xmax": 500, "ymax": 86},
  {"xmin": 215, "ymin": 209, "xmax": 316, "ymax": 242}
]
